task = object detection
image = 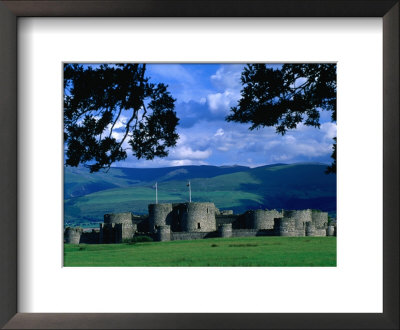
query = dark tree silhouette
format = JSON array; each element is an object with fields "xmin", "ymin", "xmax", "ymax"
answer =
[
  {"xmin": 325, "ymin": 137, "xmax": 336, "ymax": 174},
  {"xmin": 64, "ymin": 64, "xmax": 179, "ymax": 172},
  {"xmin": 226, "ymin": 64, "xmax": 336, "ymax": 173}
]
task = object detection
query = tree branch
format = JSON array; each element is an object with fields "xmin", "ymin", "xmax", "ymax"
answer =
[{"xmin": 108, "ymin": 106, "xmax": 123, "ymax": 139}]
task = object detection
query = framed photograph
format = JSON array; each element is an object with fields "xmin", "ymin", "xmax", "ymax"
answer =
[
  {"xmin": 62, "ymin": 62, "xmax": 337, "ymax": 268},
  {"xmin": 0, "ymin": 1, "xmax": 398, "ymax": 329}
]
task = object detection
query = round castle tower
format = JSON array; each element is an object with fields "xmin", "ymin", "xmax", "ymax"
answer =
[
  {"xmin": 218, "ymin": 223, "xmax": 233, "ymax": 238},
  {"xmin": 148, "ymin": 203, "xmax": 173, "ymax": 233},
  {"xmin": 311, "ymin": 210, "xmax": 328, "ymax": 226},
  {"xmin": 305, "ymin": 222, "xmax": 316, "ymax": 236},
  {"xmin": 157, "ymin": 225, "xmax": 171, "ymax": 242},
  {"xmin": 181, "ymin": 202, "xmax": 216, "ymax": 232},
  {"xmin": 104, "ymin": 212, "xmax": 132, "ymax": 224},
  {"xmin": 64, "ymin": 227, "xmax": 83, "ymax": 244},
  {"xmin": 274, "ymin": 218, "xmax": 297, "ymax": 236},
  {"xmin": 282, "ymin": 209, "xmax": 312, "ymax": 236},
  {"xmin": 311, "ymin": 210, "xmax": 329, "ymax": 236},
  {"xmin": 103, "ymin": 212, "xmax": 135, "ymax": 242},
  {"xmin": 283, "ymin": 210, "xmax": 312, "ymax": 223},
  {"xmin": 326, "ymin": 225, "xmax": 335, "ymax": 236},
  {"xmin": 245, "ymin": 209, "xmax": 283, "ymax": 230}
]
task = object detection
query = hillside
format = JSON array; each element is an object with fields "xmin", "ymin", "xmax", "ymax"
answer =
[
  {"xmin": 64, "ymin": 165, "xmax": 249, "ymax": 199},
  {"xmin": 64, "ymin": 163, "xmax": 336, "ymax": 227}
]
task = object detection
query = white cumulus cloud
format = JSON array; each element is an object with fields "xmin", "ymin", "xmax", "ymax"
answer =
[
  {"xmin": 321, "ymin": 122, "xmax": 337, "ymax": 140},
  {"xmin": 170, "ymin": 146, "xmax": 212, "ymax": 160},
  {"xmin": 214, "ymin": 128, "xmax": 224, "ymax": 137},
  {"xmin": 207, "ymin": 90, "xmax": 238, "ymax": 114},
  {"xmin": 170, "ymin": 159, "xmax": 207, "ymax": 166},
  {"xmin": 210, "ymin": 65, "xmax": 244, "ymax": 90},
  {"xmin": 206, "ymin": 65, "xmax": 244, "ymax": 115}
]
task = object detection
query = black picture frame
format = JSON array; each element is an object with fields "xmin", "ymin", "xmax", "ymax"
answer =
[{"xmin": 0, "ymin": 1, "xmax": 398, "ymax": 329}]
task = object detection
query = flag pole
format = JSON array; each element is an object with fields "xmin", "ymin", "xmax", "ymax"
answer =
[
  {"xmin": 189, "ymin": 181, "xmax": 191, "ymax": 202},
  {"xmin": 155, "ymin": 182, "xmax": 158, "ymax": 204}
]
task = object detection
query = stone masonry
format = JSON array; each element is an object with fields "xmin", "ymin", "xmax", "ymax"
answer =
[{"xmin": 65, "ymin": 203, "xmax": 335, "ymax": 244}]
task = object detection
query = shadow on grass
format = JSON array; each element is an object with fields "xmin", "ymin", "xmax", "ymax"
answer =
[{"xmin": 228, "ymin": 243, "xmax": 258, "ymax": 247}]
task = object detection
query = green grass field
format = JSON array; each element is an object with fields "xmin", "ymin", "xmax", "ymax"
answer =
[{"xmin": 64, "ymin": 236, "xmax": 336, "ymax": 267}]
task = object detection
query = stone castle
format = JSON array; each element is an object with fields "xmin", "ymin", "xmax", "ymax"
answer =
[{"xmin": 64, "ymin": 202, "xmax": 337, "ymax": 244}]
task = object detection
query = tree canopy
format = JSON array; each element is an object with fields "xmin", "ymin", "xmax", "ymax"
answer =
[
  {"xmin": 226, "ymin": 63, "xmax": 336, "ymax": 173},
  {"xmin": 64, "ymin": 64, "xmax": 179, "ymax": 172}
]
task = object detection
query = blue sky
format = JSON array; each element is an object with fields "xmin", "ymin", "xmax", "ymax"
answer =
[{"xmin": 85, "ymin": 63, "xmax": 336, "ymax": 168}]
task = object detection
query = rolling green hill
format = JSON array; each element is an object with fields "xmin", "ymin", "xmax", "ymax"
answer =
[
  {"xmin": 64, "ymin": 163, "xmax": 336, "ymax": 227},
  {"xmin": 64, "ymin": 165, "xmax": 249, "ymax": 199}
]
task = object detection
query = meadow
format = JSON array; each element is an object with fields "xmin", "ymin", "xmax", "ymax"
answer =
[{"xmin": 64, "ymin": 236, "xmax": 336, "ymax": 267}]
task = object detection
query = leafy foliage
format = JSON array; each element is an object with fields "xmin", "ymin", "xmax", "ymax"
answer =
[
  {"xmin": 325, "ymin": 137, "xmax": 336, "ymax": 174},
  {"xmin": 125, "ymin": 235, "xmax": 154, "ymax": 244},
  {"xmin": 64, "ymin": 64, "xmax": 179, "ymax": 172},
  {"xmin": 227, "ymin": 64, "xmax": 337, "ymax": 172}
]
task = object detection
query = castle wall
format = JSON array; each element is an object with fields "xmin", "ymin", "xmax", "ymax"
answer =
[
  {"xmin": 231, "ymin": 213, "xmax": 247, "ymax": 229},
  {"xmin": 80, "ymin": 230, "xmax": 99, "ymax": 244},
  {"xmin": 171, "ymin": 203, "xmax": 187, "ymax": 232},
  {"xmin": 231, "ymin": 229, "xmax": 274, "ymax": 237},
  {"xmin": 274, "ymin": 218, "xmax": 297, "ymax": 236},
  {"xmin": 99, "ymin": 224, "xmax": 103, "ymax": 243},
  {"xmin": 114, "ymin": 223, "xmax": 137, "ymax": 243},
  {"xmin": 157, "ymin": 225, "xmax": 171, "ymax": 242},
  {"xmin": 123, "ymin": 223, "xmax": 137, "ymax": 240},
  {"xmin": 101, "ymin": 212, "xmax": 137, "ymax": 243},
  {"xmin": 134, "ymin": 216, "xmax": 149, "ymax": 233},
  {"xmin": 148, "ymin": 203, "xmax": 173, "ymax": 233},
  {"xmin": 245, "ymin": 209, "xmax": 283, "ymax": 230},
  {"xmin": 97, "ymin": 204, "xmax": 334, "ymax": 243},
  {"xmin": 114, "ymin": 224, "xmax": 122, "ymax": 243},
  {"xmin": 181, "ymin": 202, "xmax": 216, "ymax": 232},
  {"xmin": 99, "ymin": 223, "xmax": 116, "ymax": 243},
  {"xmin": 312, "ymin": 210, "xmax": 329, "ymax": 229},
  {"xmin": 64, "ymin": 227, "xmax": 83, "ymax": 244},
  {"xmin": 218, "ymin": 223, "xmax": 232, "ymax": 238},
  {"xmin": 171, "ymin": 231, "xmax": 217, "ymax": 241},
  {"xmin": 280, "ymin": 209, "xmax": 313, "ymax": 236},
  {"xmin": 171, "ymin": 229, "xmax": 277, "ymax": 240},
  {"xmin": 305, "ymin": 222, "xmax": 316, "ymax": 236},
  {"xmin": 304, "ymin": 221, "xmax": 327, "ymax": 237},
  {"xmin": 314, "ymin": 229, "xmax": 327, "ymax": 237},
  {"xmin": 104, "ymin": 212, "xmax": 132, "ymax": 224},
  {"xmin": 284, "ymin": 209, "xmax": 312, "ymax": 223},
  {"xmin": 216, "ymin": 214, "xmax": 239, "ymax": 227},
  {"xmin": 294, "ymin": 218, "xmax": 306, "ymax": 236}
]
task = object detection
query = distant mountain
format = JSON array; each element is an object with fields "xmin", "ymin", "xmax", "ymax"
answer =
[
  {"xmin": 64, "ymin": 163, "xmax": 336, "ymax": 227},
  {"xmin": 64, "ymin": 165, "xmax": 249, "ymax": 199}
]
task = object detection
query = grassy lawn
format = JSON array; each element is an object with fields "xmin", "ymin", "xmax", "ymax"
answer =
[{"xmin": 64, "ymin": 236, "xmax": 336, "ymax": 267}]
